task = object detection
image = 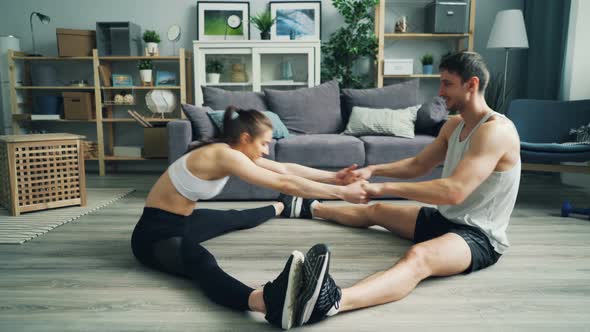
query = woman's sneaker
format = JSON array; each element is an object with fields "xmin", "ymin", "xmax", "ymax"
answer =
[
  {"xmin": 278, "ymin": 193, "xmax": 319, "ymax": 218},
  {"xmin": 263, "ymin": 251, "xmax": 305, "ymax": 330},
  {"xmin": 295, "ymin": 244, "xmax": 341, "ymax": 325}
]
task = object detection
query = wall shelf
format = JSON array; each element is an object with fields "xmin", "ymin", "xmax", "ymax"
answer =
[
  {"xmin": 375, "ymin": 1, "xmax": 477, "ymax": 87},
  {"xmin": 8, "ymin": 48, "xmax": 193, "ymax": 176}
]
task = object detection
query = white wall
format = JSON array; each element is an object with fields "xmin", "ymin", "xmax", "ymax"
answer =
[
  {"xmin": 560, "ymin": 0, "xmax": 590, "ymax": 188},
  {"xmin": 560, "ymin": 0, "xmax": 590, "ymax": 101}
]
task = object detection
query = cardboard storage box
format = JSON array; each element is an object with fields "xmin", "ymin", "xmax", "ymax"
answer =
[
  {"xmin": 383, "ymin": 59, "xmax": 413, "ymax": 75},
  {"xmin": 56, "ymin": 28, "xmax": 96, "ymax": 57},
  {"xmin": 63, "ymin": 92, "xmax": 95, "ymax": 120},
  {"xmin": 143, "ymin": 127, "xmax": 168, "ymax": 159}
]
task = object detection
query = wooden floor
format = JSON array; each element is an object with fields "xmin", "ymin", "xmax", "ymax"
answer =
[{"xmin": 1, "ymin": 172, "xmax": 589, "ymax": 331}]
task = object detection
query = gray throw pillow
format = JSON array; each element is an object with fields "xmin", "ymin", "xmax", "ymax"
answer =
[
  {"xmin": 343, "ymin": 105, "xmax": 420, "ymax": 139},
  {"xmin": 416, "ymin": 96, "xmax": 448, "ymax": 134},
  {"xmin": 264, "ymin": 80, "xmax": 342, "ymax": 134},
  {"xmin": 181, "ymin": 103, "xmax": 217, "ymax": 141},
  {"xmin": 202, "ymin": 86, "xmax": 268, "ymax": 111},
  {"xmin": 341, "ymin": 79, "xmax": 420, "ymax": 123}
]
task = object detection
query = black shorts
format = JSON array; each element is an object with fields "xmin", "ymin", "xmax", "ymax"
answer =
[{"xmin": 414, "ymin": 207, "xmax": 502, "ymax": 274}]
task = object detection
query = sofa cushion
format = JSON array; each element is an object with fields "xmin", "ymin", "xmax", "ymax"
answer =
[
  {"xmin": 276, "ymin": 134, "xmax": 364, "ymax": 168},
  {"xmin": 416, "ymin": 96, "xmax": 448, "ymax": 135},
  {"xmin": 202, "ymin": 86, "xmax": 268, "ymax": 111},
  {"xmin": 207, "ymin": 110, "xmax": 291, "ymax": 139},
  {"xmin": 181, "ymin": 104, "xmax": 217, "ymax": 141},
  {"xmin": 343, "ymin": 105, "xmax": 420, "ymax": 138},
  {"xmin": 361, "ymin": 135, "xmax": 435, "ymax": 165},
  {"xmin": 341, "ymin": 79, "xmax": 420, "ymax": 123},
  {"xmin": 264, "ymin": 80, "xmax": 342, "ymax": 135}
]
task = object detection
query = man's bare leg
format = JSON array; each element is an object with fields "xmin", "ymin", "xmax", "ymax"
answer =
[
  {"xmin": 312, "ymin": 202, "xmax": 421, "ymax": 240},
  {"xmin": 339, "ymin": 232, "xmax": 472, "ymax": 312}
]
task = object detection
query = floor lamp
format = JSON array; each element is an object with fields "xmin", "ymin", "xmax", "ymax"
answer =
[{"xmin": 487, "ymin": 9, "xmax": 529, "ymax": 108}]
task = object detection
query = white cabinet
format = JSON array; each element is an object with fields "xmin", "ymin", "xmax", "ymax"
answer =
[{"xmin": 193, "ymin": 40, "xmax": 320, "ymax": 105}]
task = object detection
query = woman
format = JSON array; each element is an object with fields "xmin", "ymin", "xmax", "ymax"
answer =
[{"xmin": 131, "ymin": 106, "xmax": 366, "ymax": 329}]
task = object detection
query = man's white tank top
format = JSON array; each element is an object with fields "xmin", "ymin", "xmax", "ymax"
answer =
[{"xmin": 437, "ymin": 112, "xmax": 521, "ymax": 254}]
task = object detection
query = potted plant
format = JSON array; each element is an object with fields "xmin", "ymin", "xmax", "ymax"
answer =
[
  {"xmin": 206, "ymin": 59, "xmax": 223, "ymax": 84},
  {"xmin": 250, "ymin": 10, "xmax": 276, "ymax": 40},
  {"xmin": 143, "ymin": 30, "xmax": 161, "ymax": 56},
  {"xmin": 421, "ymin": 53, "xmax": 434, "ymax": 75},
  {"xmin": 322, "ymin": 0, "xmax": 379, "ymax": 88},
  {"xmin": 138, "ymin": 59, "xmax": 153, "ymax": 85}
]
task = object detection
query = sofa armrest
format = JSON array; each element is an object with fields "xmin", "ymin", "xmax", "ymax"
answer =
[{"xmin": 167, "ymin": 120, "xmax": 192, "ymax": 164}]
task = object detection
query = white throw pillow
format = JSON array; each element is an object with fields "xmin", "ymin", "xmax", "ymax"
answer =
[{"xmin": 343, "ymin": 105, "xmax": 421, "ymax": 138}]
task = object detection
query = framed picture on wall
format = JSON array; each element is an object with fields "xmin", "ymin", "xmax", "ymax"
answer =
[
  {"xmin": 197, "ymin": 1, "xmax": 250, "ymax": 40},
  {"xmin": 269, "ymin": 1, "xmax": 321, "ymax": 41}
]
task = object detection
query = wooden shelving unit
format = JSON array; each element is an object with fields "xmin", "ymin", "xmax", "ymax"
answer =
[
  {"xmin": 8, "ymin": 48, "xmax": 193, "ymax": 176},
  {"xmin": 374, "ymin": 0, "xmax": 477, "ymax": 87}
]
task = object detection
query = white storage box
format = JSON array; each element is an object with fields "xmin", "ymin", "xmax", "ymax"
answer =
[{"xmin": 384, "ymin": 59, "xmax": 414, "ymax": 75}]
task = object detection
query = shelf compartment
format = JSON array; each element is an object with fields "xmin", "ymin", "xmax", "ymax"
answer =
[
  {"xmin": 15, "ymin": 86, "xmax": 95, "ymax": 90},
  {"xmin": 12, "ymin": 56, "xmax": 93, "ymax": 61},
  {"xmin": 384, "ymin": 74, "xmax": 441, "ymax": 78},
  {"xmin": 99, "ymin": 56, "xmax": 180, "ymax": 61},
  {"xmin": 100, "ymin": 86, "xmax": 180, "ymax": 90},
  {"xmin": 383, "ymin": 33, "xmax": 469, "ymax": 39}
]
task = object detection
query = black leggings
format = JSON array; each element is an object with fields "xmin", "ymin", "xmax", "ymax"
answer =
[{"xmin": 131, "ymin": 205, "xmax": 276, "ymax": 311}]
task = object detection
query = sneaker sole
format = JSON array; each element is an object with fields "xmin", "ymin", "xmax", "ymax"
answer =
[
  {"xmin": 281, "ymin": 250, "xmax": 305, "ymax": 330},
  {"xmin": 291, "ymin": 197, "xmax": 302, "ymax": 218},
  {"xmin": 296, "ymin": 245, "xmax": 330, "ymax": 325}
]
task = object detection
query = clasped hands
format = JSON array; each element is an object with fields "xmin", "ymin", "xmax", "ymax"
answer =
[{"xmin": 334, "ymin": 164, "xmax": 384, "ymax": 204}]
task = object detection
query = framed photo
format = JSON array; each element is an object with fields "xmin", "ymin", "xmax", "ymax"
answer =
[
  {"xmin": 112, "ymin": 74, "xmax": 133, "ymax": 86},
  {"xmin": 155, "ymin": 71, "xmax": 177, "ymax": 86},
  {"xmin": 270, "ymin": 1, "xmax": 321, "ymax": 41},
  {"xmin": 197, "ymin": 1, "xmax": 250, "ymax": 41}
]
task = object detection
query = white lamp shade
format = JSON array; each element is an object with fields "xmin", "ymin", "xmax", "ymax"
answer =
[{"xmin": 487, "ymin": 9, "xmax": 529, "ymax": 49}]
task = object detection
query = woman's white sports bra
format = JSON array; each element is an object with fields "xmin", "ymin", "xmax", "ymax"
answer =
[{"xmin": 167, "ymin": 153, "xmax": 229, "ymax": 201}]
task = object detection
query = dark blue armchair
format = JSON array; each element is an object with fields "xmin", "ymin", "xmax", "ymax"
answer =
[{"xmin": 506, "ymin": 99, "xmax": 590, "ymax": 173}]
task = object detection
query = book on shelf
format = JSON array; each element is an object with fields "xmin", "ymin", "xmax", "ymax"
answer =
[
  {"xmin": 98, "ymin": 65, "xmax": 112, "ymax": 86},
  {"xmin": 30, "ymin": 114, "xmax": 61, "ymax": 120}
]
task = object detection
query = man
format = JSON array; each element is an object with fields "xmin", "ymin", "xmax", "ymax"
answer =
[{"xmin": 280, "ymin": 51, "xmax": 522, "ymax": 327}]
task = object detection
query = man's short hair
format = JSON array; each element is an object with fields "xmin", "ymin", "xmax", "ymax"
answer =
[{"xmin": 439, "ymin": 52, "xmax": 490, "ymax": 92}]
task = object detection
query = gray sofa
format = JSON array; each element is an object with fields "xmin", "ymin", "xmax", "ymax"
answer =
[{"xmin": 168, "ymin": 80, "xmax": 446, "ymax": 200}]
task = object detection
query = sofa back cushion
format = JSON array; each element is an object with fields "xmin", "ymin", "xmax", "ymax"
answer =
[
  {"xmin": 343, "ymin": 105, "xmax": 420, "ymax": 139},
  {"xmin": 341, "ymin": 79, "xmax": 420, "ymax": 123},
  {"xmin": 202, "ymin": 86, "xmax": 268, "ymax": 111},
  {"xmin": 264, "ymin": 80, "xmax": 342, "ymax": 135},
  {"xmin": 181, "ymin": 103, "xmax": 217, "ymax": 141},
  {"xmin": 416, "ymin": 96, "xmax": 448, "ymax": 135}
]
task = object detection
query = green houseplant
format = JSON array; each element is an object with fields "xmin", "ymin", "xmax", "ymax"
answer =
[
  {"xmin": 251, "ymin": 10, "xmax": 276, "ymax": 40},
  {"xmin": 322, "ymin": 0, "xmax": 379, "ymax": 88},
  {"xmin": 421, "ymin": 53, "xmax": 434, "ymax": 75},
  {"xmin": 138, "ymin": 59, "xmax": 153, "ymax": 85},
  {"xmin": 142, "ymin": 30, "xmax": 161, "ymax": 56},
  {"xmin": 206, "ymin": 59, "xmax": 224, "ymax": 84}
]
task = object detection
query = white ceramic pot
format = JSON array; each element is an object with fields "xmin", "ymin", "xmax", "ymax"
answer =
[
  {"xmin": 140, "ymin": 69, "xmax": 152, "ymax": 83},
  {"xmin": 146, "ymin": 42, "xmax": 159, "ymax": 55},
  {"xmin": 207, "ymin": 73, "xmax": 221, "ymax": 84}
]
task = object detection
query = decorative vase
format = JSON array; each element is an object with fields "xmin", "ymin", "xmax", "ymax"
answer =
[
  {"xmin": 260, "ymin": 31, "xmax": 270, "ymax": 40},
  {"xmin": 146, "ymin": 42, "xmax": 159, "ymax": 56},
  {"xmin": 231, "ymin": 63, "xmax": 248, "ymax": 83},
  {"xmin": 140, "ymin": 69, "xmax": 153, "ymax": 85},
  {"xmin": 423, "ymin": 65, "xmax": 433, "ymax": 75},
  {"xmin": 207, "ymin": 73, "xmax": 221, "ymax": 84}
]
